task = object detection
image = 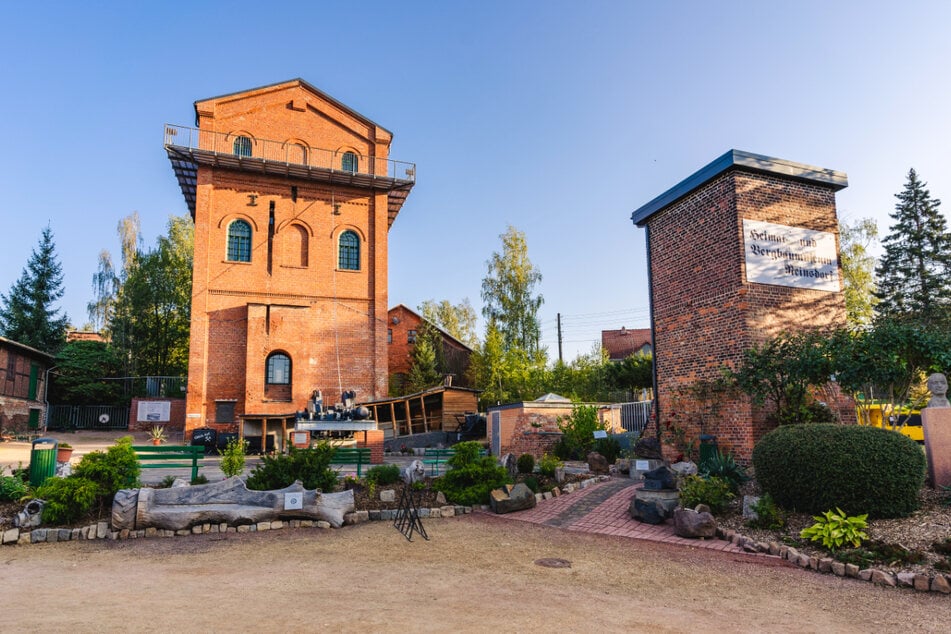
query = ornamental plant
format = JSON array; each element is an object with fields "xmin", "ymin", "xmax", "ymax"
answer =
[
  {"xmin": 800, "ymin": 508, "xmax": 868, "ymax": 551},
  {"xmin": 538, "ymin": 454, "xmax": 563, "ymax": 478},
  {"xmin": 219, "ymin": 436, "xmax": 248, "ymax": 478},
  {"xmin": 678, "ymin": 475, "xmax": 734, "ymax": 515},
  {"xmin": 433, "ymin": 441, "xmax": 509, "ymax": 505}
]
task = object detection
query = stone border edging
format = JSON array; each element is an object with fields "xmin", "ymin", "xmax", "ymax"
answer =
[{"xmin": 717, "ymin": 527, "xmax": 951, "ymax": 595}]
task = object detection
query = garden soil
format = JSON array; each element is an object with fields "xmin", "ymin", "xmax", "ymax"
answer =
[{"xmin": 2, "ymin": 514, "xmax": 950, "ymax": 633}]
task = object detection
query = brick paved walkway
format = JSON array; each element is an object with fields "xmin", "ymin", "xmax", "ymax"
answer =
[{"xmin": 492, "ymin": 478, "xmax": 768, "ymax": 556}]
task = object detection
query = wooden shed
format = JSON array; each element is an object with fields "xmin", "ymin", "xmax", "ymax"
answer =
[{"xmin": 360, "ymin": 386, "xmax": 480, "ymax": 440}]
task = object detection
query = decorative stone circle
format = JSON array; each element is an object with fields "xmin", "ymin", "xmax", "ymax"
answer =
[{"xmin": 534, "ymin": 558, "xmax": 571, "ymax": 568}]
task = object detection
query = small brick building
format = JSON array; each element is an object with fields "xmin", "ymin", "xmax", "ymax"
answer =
[
  {"xmin": 601, "ymin": 327, "xmax": 652, "ymax": 361},
  {"xmin": 387, "ymin": 304, "xmax": 473, "ymax": 393},
  {"xmin": 631, "ymin": 150, "xmax": 851, "ymax": 461},
  {"xmin": 0, "ymin": 337, "xmax": 53, "ymax": 436},
  {"xmin": 166, "ymin": 79, "xmax": 414, "ymax": 441}
]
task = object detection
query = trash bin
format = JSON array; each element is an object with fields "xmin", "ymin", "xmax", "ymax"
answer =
[
  {"xmin": 698, "ymin": 434, "xmax": 718, "ymax": 466},
  {"xmin": 29, "ymin": 437, "xmax": 58, "ymax": 487}
]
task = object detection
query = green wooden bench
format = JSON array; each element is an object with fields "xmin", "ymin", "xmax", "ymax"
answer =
[
  {"xmin": 132, "ymin": 445, "xmax": 205, "ymax": 482},
  {"xmin": 423, "ymin": 447, "xmax": 488, "ymax": 476},
  {"xmin": 330, "ymin": 447, "xmax": 371, "ymax": 478}
]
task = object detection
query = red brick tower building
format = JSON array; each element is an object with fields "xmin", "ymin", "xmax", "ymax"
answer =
[
  {"xmin": 631, "ymin": 150, "xmax": 849, "ymax": 461},
  {"xmin": 166, "ymin": 79, "xmax": 414, "ymax": 440}
]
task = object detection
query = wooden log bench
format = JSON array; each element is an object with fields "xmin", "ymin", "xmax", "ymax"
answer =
[
  {"xmin": 330, "ymin": 447, "xmax": 371, "ymax": 478},
  {"xmin": 132, "ymin": 445, "xmax": 205, "ymax": 482},
  {"xmin": 423, "ymin": 447, "xmax": 488, "ymax": 476}
]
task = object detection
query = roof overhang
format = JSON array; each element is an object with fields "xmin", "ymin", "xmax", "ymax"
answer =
[{"xmin": 631, "ymin": 149, "xmax": 848, "ymax": 227}]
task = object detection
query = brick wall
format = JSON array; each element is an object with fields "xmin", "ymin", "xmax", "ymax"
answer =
[
  {"xmin": 645, "ymin": 168, "xmax": 850, "ymax": 461},
  {"xmin": 128, "ymin": 398, "xmax": 187, "ymax": 433},
  {"xmin": 183, "ymin": 81, "xmax": 401, "ymax": 438}
]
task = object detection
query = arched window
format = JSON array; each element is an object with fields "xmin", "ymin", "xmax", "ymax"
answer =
[
  {"xmin": 227, "ymin": 220, "xmax": 252, "ymax": 262},
  {"xmin": 338, "ymin": 230, "xmax": 360, "ymax": 270},
  {"xmin": 265, "ymin": 352, "xmax": 292, "ymax": 401},
  {"xmin": 233, "ymin": 135, "xmax": 252, "ymax": 157},
  {"xmin": 288, "ymin": 224, "xmax": 308, "ymax": 267},
  {"xmin": 341, "ymin": 151, "xmax": 358, "ymax": 173}
]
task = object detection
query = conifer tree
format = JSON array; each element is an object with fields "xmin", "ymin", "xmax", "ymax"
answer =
[
  {"xmin": 0, "ymin": 225, "xmax": 69, "ymax": 353},
  {"xmin": 875, "ymin": 169, "xmax": 951, "ymax": 321},
  {"xmin": 406, "ymin": 325, "xmax": 442, "ymax": 392}
]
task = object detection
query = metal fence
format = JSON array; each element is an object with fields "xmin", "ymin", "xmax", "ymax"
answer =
[
  {"xmin": 47, "ymin": 405, "xmax": 129, "ymax": 431},
  {"xmin": 618, "ymin": 400, "xmax": 652, "ymax": 434}
]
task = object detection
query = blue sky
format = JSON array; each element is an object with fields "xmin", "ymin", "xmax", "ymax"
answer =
[{"xmin": 2, "ymin": 1, "xmax": 949, "ymax": 361}]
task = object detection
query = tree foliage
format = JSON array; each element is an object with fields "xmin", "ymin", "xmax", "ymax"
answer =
[
  {"xmin": 108, "ymin": 215, "xmax": 193, "ymax": 376},
  {"xmin": 419, "ymin": 298, "xmax": 478, "ymax": 348},
  {"xmin": 406, "ymin": 323, "xmax": 442, "ymax": 392},
  {"xmin": 481, "ymin": 226, "xmax": 543, "ymax": 353},
  {"xmin": 875, "ymin": 169, "xmax": 951, "ymax": 322},
  {"xmin": 49, "ymin": 340, "xmax": 125, "ymax": 405},
  {"xmin": 0, "ymin": 225, "xmax": 69, "ymax": 353},
  {"xmin": 731, "ymin": 330, "xmax": 834, "ymax": 425},
  {"xmin": 839, "ymin": 217, "xmax": 879, "ymax": 326}
]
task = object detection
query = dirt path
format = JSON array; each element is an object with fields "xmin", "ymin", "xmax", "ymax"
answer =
[{"xmin": 2, "ymin": 515, "xmax": 949, "ymax": 633}]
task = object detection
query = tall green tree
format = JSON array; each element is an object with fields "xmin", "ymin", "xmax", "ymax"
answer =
[
  {"xmin": 49, "ymin": 340, "xmax": 125, "ymax": 405},
  {"xmin": 419, "ymin": 298, "xmax": 479, "ymax": 347},
  {"xmin": 87, "ymin": 249, "xmax": 118, "ymax": 332},
  {"xmin": 839, "ymin": 217, "xmax": 879, "ymax": 326},
  {"xmin": 0, "ymin": 225, "xmax": 69, "ymax": 353},
  {"xmin": 875, "ymin": 169, "xmax": 951, "ymax": 322},
  {"xmin": 481, "ymin": 226, "xmax": 544, "ymax": 352},
  {"xmin": 109, "ymin": 215, "xmax": 193, "ymax": 376},
  {"xmin": 406, "ymin": 324, "xmax": 442, "ymax": 392}
]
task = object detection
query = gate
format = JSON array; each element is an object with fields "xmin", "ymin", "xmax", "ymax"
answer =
[
  {"xmin": 46, "ymin": 405, "xmax": 129, "ymax": 431},
  {"xmin": 618, "ymin": 401, "xmax": 652, "ymax": 434}
]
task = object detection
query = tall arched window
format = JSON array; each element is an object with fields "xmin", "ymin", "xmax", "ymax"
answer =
[
  {"xmin": 338, "ymin": 230, "xmax": 360, "ymax": 270},
  {"xmin": 341, "ymin": 151, "xmax": 358, "ymax": 173},
  {"xmin": 227, "ymin": 220, "xmax": 252, "ymax": 262},
  {"xmin": 233, "ymin": 135, "xmax": 252, "ymax": 157},
  {"xmin": 289, "ymin": 224, "xmax": 309, "ymax": 267},
  {"xmin": 265, "ymin": 352, "xmax": 292, "ymax": 401}
]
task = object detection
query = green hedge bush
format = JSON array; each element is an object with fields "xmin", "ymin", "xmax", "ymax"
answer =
[
  {"xmin": 365, "ymin": 464, "xmax": 402, "ymax": 486},
  {"xmin": 433, "ymin": 441, "xmax": 510, "ymax": 505},
  {"xmin": 752, "ymin": 424, "xmax": 925, "ymax": 519},
  {"xmin": 246, "ymin": 443, "xmax": 337, "ymax": 492}
]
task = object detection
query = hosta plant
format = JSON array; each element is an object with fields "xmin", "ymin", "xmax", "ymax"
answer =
[{"xmin": 800, "ymin": 507, "xmax": 868, "ymax": 551}]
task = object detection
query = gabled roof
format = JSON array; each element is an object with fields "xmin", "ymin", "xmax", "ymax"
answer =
[
  {"xmin": 193, "ymin": 78, "xmax": 392, "ymax": 135},
  {"xmin": 388, "ymin": 304, "xmax": 473, "ymax": 352},
  {"xmin": 631, "ymin": 149, "xmax": 848, "ymax": 227},
  {"xmin": 0, "ymin": 336, "xmax": 55, "ymax": 361},
  {"xmin": 601, "ymin": 328, "xmax": 651, "ymax": 361},
  {"xmin": 534, "ymin": 393, "xmax": 571, "ymax": 403}
]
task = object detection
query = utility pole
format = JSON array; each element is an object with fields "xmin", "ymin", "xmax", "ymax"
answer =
[{"xmin": 557, "ymin": 312, "xmax": 563, "ymax": 363}]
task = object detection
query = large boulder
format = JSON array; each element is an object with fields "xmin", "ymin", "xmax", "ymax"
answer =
[
  {"xmin": 587, "ymin": 451, "xmax": 609, "ymax": 475},
  {"xmin": 673, "ymin": 507, "xmax": 717, "ymax": 538},
  {"xmin": 630, "ymin": 497, "xmax": 670, "ymax": 524},
  {"xmin": 489, "ymin": 483, "xmax": 536, "ymax": 514}
]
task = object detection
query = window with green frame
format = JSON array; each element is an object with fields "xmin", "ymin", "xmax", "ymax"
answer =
[
  {"xmin": 338, "ymin": 230, "xmax": 360, "ymax": 270},
  {"xmin": 227, "ymin": 220, "xmax": 252, "ymax": 262},
  {"xmin": 341, "ymin": 151, "xmax": 358, "ymax": 173}
]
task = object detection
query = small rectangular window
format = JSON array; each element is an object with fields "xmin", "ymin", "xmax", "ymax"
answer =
[
  {"xmin": 387, "ymin": 329, "xmax": 393, "ymax": 344},
  {"xmin": 407, "ymin": 329, "xmax": 417, "ymax": 344}
]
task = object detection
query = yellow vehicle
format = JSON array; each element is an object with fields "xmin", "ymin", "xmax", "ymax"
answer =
[{"xmin": 857, "ymin": 404, "xmax": 924, "ymax": 443}]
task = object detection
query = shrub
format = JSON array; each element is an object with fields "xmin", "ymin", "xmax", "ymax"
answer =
[
  {"xmin": 752, "ymin": 424, "xmax": 926, "ymax": 518},
  {"xmin": 246, "ymin": 443, "xmax": 337, "ymax": 492},
  {"xmin": 219, "ymin": 437, "xmax": 248, "ymax": 478},
  {"xmin": 593, "ymin": 436, "xmax": 621, "ymax": 464},
  {"xmin": 158, "ymin": 475, "xmax": 177, "ymax": 489},
  {"xmin": 191, "ymin": 474, "xmax": 209, "ymax": 485},
  {"xmin": 800, "ymin": 508, "xmax": 868, "ymax": 551},
  {"xmin": 0, "ymin": 474, "xmax": 28, "ymax": 502},
  {"xmin": 523, "ymin": 475, "xmax": 539, "ymax": 493},
  {"xmin": 433, "ymin": 441, "xmax": 510, "ymax": 505},
  {"xmin": 365, "ymin": 464, "xmax": 401, "ymax": 486},
  {"xmin": 73, "ymin": 436, "xmax": 140, "ymax": 499},
  {"xmin": 699, "ymin": 450, "xmax": 749, "ymax": 493},
  {"xmin": 557, "ymin": 405, "xmax": 605, "ymax": 460},
  {"xmin": 35, "ymin": 477, "xmax": 98, "ymax": 525},
  {"xmin": 538, "ymin": 454, "xmax": 562, "ymax": 478},
  {"xmin": 747, "ymin": 492, "xmax": 786, "ymax": 530},
  {"xmin": 678, "ymin": 475, "xmax": 734, "ymax": 515},
  {"xmin": 517, "ymin": 454, "xmax": 535, "ymax": 474}
]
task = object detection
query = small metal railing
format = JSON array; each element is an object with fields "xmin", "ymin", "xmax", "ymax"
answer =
[{"xmin": 164, "ymin": 124, "xmax": 416, "ymax": 182}]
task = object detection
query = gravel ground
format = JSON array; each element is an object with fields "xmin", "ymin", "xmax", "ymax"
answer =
[{"xmin": 718, "ymin": 480, "xmax": 951, "ymax": 576}]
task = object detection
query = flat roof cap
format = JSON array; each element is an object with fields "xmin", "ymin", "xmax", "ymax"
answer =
[{"xmin": 631, "ymin": 149, "xmax": 848, "ymax": 227}]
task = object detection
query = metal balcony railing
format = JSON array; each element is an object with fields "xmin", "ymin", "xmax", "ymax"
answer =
[{"xmin": 163, "ymin": 124, "xmax": 416, "ymax": 183}]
